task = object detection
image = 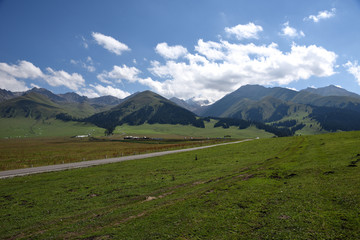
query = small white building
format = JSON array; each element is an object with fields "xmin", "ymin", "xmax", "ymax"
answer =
[{"xmin": 75, "ymin": 134, "xmax": 90, "ymax": 138}]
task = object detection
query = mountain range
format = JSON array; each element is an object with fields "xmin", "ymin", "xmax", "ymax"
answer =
[
  {"xmin": 0, "ymin": 87, "xmax": 124, "ymax": 106},
  {"xmin": 2, "ymin": 84, "xmax": 360, "ymax": 135},
  {"xmin": 84, "ymin": 90, "xmax": 204, "ymax": 133},
  {"xmin": 201, "ymin": 84, "xmax": 360, "ymax": 132},
  {"xmin": 203, "ymin": 84, "xmax": 360, "ymax": 118}
]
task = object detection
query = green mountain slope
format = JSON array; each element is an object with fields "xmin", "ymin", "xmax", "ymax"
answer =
[
  {"xmin": 202, "ymin": 85, "xmax": 360, "ymax": 133},
  {"xmin": 0, "ymin": 92, "xmax": 104, "ymax": 120},
  {"xmin": 202, "ymin": 85, "xmax": 298, "ymax": 117},
  {"xmin": 204, "ymin": 84, "xmax": 360, "ymax": 118},
  {"xmin": 0, "ymin": 88, "xmax": 16, "ymax": 102},
  {"xmin": 303, "ymin": 85, "xmax": 360, "ymax": 98},
  {"xmin": 0, "ymin": 92, "xmax": 63, "ymax": 119},
  {"xmin": 0, "ymin": 90, "xmax": 295, "ymax": 138},
  {"xmin": 290, "ymin": 91, "xmax": 360, "ymax": 112},
  {"xmin": 219, "ymin": 96, "xmax": 306, "ymax": 122},
  {"xmin": 85, "ymin": 90, "xmax": 204, "ymax": 130}
]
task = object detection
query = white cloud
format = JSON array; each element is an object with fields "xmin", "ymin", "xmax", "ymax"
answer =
[
  {"xmin": 87, "ymin": 65, "xmax": 96, "ymax": 73},
  {"xmin": 344, "ymin": 61, "xmax": 360, "ymax": 84},
  {"xmin": 155, "ymin": 42, "xmax": 188, "ymax": 59},
  {"xmin": 81, "ymin": 36, "xmax": 89, "ymax": 49},
  {"xmin": 91, "ymin": 84, "xmax": 130, "ymax": 98},
  {"xmin": 0, "ymin": 60, "xmax": 86, "ymax": 92},
  {"xmin": 286, "ymin": 87, "xmax": 298, "ymax": 91},
  {"xmin": 95, "ymin": 65, "xmax": 162, "ymax": 98},
  {"xmin": 78, "ymin": 84, "xmax": 130, "ymax": 98},
  {"xmin": 194, "ymin": 39, "xmax": 225, "ymax": 61},
  {"xmin": 280, "ymin": 22, "xmax": 305, "ymax": 38},
  {"xmin": 0, "ymin": 60, "xmax": 43, "ymax": 79},
  {"xmin": 146, "ymin": 40, "xmax": 337, "ymax": 102},
  {"xmin": 86, "ymin": 56, "xmax": 93, "ymax": 64},
  {"xmin": 30, "ymin": 83, "xmax": 41, "ymax": 89},
  {"xmin": 305, "ymin": 8, "xmax": 336, "ymax": 23},
  {"xmin": 0, "ymin": 71, "xmax": 29, "ymax": 91},
  {"xmin": 44, "ymin": 68, "xmax": 85, "ymax": 91},
  {"xmin": 70, "ymin": 57, "xmax": 96, "ymax": 72},
  {"xmin": 225, "ymin": 22, "xmax": 263, "ymax": 40},
  {"xmin": 97, "ymin": 64, "xmax": 141, "ymax": 84},
  {"xmin": 0, "ymin": 60, "xmax": 43, "ymax": 91},
  {"xmin": 92, "ymin": 32, "xmax": 130, "ymax": 55},
  {"xmin": 76, "ymin": 88, "xmax": 100, "ymax": 98}
]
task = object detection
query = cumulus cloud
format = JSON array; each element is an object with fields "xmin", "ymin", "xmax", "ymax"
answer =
[
  {"xmin": 304, "ymin": 8, "xmax": 336, "ymax": 23},
  {"xmin": 0, "ymin": 60, "xmax": 86, "ymax": 92},
  {"xmin": 195, "ymin": 39, "xmax": 225, "ymax": 61},
  {"xmin": 44, "ymin": 68, "xmax": 85, "ymax": 91},
  {"xmin": 91, "ymin": 84, "xmax": 130, "ymax": 98},
  {"xmin": 97, "ymin": 64, "xmax": 141, "ymax": 84},
  {"xmin": 155, "ymin": 42, "xmax": 188, "ymax": 59},
  {"xmin": 145, "ymin": 40, "xmax": 337, "ymax": 102},
  {"xmin": 280, "ymin": 22, "xmax": 305, "ymax": 38},
  {"xmin": 0, "ymin": 71, "xmax": 29, "ymax": 91},
  {"xmin": 225, "ymin": 22, "xmax": 263, "ymax": 40},
  {"xmin": 92, "ymin": 32, "xmax": 130, "ymax": 55},
  {"xmin": 344, "ymin": 61, "xmax": 360, "ymax": 84},
  {"xmin": 0, "ymin": 60, "xmax": 43, "ymax": 79},
  {"xmin": 78, "ymin": 84, "xmax": 130, "ymax": 99},
  {"xmin": 76, "ymin": 88, "xmax": 100, "ymax": 98},
  {"xmin": 0, "ymin": 60, "xmax": 43, "ymax": 91}
]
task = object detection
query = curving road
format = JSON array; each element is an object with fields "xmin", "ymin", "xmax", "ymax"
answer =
[{"xmin": 0, "ymin": 139, "xmax": 253, "ymax": 179}]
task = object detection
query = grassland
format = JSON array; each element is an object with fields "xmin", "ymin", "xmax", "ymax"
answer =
[
  {"xmin": 1, "ymin": 131, "xmax": 359, "ymax": 239},
  {"xmin": 0, "ymin": 118, "xmax": 274, "ymax": 171},
  {"xmin": 0, "ymin": 118, "xmax": 105, "ymax": 138},
  {"xmin": 0, "ymin": 118, "xmax": 274, "ymax": 139},
  {"xmin": 114, "ymin": 120, "xmax": 274, "ymax": 139},
  {"xmin": 0, "ymin": 137, "xmax": 231, "ymax": 171}
]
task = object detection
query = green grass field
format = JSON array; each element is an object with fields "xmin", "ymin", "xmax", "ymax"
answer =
[
  {"xmin": 115, "ymin": 120, "xmax": 274, "ymax": 139},
  {"xmin": 0, "ymin": 118, "xmax": 105, "ymax": 138},
  {"xmin": 0, "ymin": 137, "xmax": 230, "ymax": 171},
  {"xmin": 0, "ymin": 117, "xmax": 273, "ymax": 171},
  {"xmin": 0, "ymin": 118, "xmax": 274, "ymax": 139},
  {"xmin": 1, "ymin": 131, "xmax": 359, "ymax": 239}
]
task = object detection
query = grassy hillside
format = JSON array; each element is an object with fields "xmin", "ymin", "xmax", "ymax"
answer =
[
  {"xmin": 202, "ymin": 85, "xmax": 360, "ymax": 132},
  {"xmin": 0, "ymin": 92, "xmax": 106, "ymax": 120},
  {"xmin": 86, "ymin": 91, "xmax": 203, "ymax": 130},
  {"xmin": 202, "ymin": 85, "xmax": 297, "ymax": 117},
  {"xmin": 0, "ymin": 92, "xmax": 62, "ymax": 119},
  {"xmin": 1, "ymin": 131, "xmax": 359, "ymax": 239}
]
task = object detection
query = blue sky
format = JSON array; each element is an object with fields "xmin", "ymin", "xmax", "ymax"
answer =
[{"xmin": 1, "ymin": 0, "xmax": 360, "ymax": 102}]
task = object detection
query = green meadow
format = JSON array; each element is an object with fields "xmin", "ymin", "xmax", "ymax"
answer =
[
  {"xmin": 114, "ymin": 120, "xmax": 274, "ymax": 139},
  {"xmin": 0, "ymin": 118, "xmax": 274, "ymax": 171},
  {"xmin": 1, "ymin": 131, "xmax": 359, "ymax": 239},
  {"xmin": 0, "ymin": 137, "xmax": 229, "ymax": 171},
  {"xmin": 0, "ymin": 118, "xmax": 104, "ymax": 138},
  {"xmin": 0, "ymin": 118, "xmax": 274, "ymax": 139}
]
